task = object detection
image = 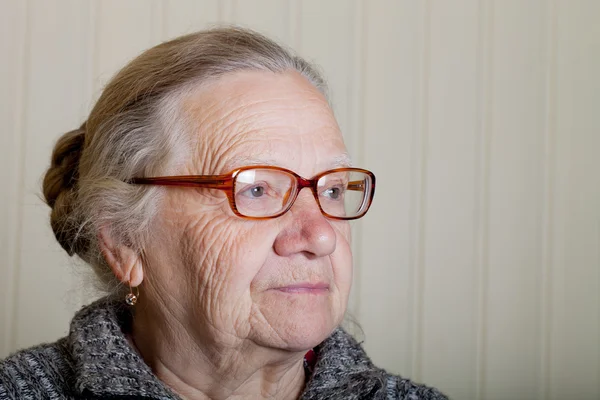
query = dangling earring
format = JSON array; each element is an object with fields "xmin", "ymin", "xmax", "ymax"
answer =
[{"xmin": 125, "ymin": 283, "xmax": 139, "ymax": 306}]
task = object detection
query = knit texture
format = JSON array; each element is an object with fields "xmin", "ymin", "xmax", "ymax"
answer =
[{"xmin": 0, "ymin": 298, "xmax": 448, "ymax": 399}]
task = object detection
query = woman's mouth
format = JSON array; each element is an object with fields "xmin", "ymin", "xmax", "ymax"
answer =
[{"xmin": 272, "ymin": 282, "xmax": 330, "ymax": 294}]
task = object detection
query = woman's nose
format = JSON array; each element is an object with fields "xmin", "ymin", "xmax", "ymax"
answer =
[{"xmin": 273, "ymin": 190, "xmax": 336, "ymax": 258}]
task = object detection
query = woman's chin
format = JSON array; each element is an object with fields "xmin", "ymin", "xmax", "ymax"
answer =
[
  {"xmin": 253, "ymin": 293, "xmax": 342, "ymax": 351},
  {"xmin": 274, "ymin": 322, "xmax": 337, "ymax": 353}
]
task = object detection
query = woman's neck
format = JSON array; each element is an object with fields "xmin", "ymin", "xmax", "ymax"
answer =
[{"xmin": 129, "ymin": 303, "xmax": 307, "ymax": 400}]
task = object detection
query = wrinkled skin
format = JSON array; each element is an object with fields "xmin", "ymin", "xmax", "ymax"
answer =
[{"xmin": 104, "ymin": 70, "xmax": 354, "ymax": 399}]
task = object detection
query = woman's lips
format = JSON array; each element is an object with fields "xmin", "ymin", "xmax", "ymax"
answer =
[{"xmin": 272, "ymin": 283, "xmax": 330, "ymax": 294}]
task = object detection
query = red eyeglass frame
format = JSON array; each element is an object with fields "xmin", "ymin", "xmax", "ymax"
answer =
[{"xmin": 127, "ymin": 165, "xmax": 376, "ymax": 220}]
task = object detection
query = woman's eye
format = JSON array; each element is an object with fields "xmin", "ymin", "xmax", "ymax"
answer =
[
  {"xmin": 249, "ymin": 186, "xmax": 264, "ymax": 197},
  {"xmin": 323, "ymin": 186, "xmax": 344, "ymax": 200},
  {"xmin": 239, "ymin": 183, "xmax": 270, "ymax": 198}
]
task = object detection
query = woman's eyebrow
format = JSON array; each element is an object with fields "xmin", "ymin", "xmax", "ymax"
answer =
[
  {"xmin": 222, "ymin": 153, "xmax": 352, "ymax": 173},
  {"xmin": 223, "ymin": 157, "xmax": 280, "ymax": 171},
  {"xmin": 331, "ymin": 153, "xmax": 353, "ymax": 168}
]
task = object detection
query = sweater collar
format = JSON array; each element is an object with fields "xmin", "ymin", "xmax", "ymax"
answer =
[
  {"xmin": 68, "ymin": 297, "xmax": 179, "ymax": 398},
  {"xmin": 300, "ymin": 327, "xmax": 387, "ymax": 400},
  {"xmin": 67, "ymin": 297, "xmax": 384, "ymax": 399}
]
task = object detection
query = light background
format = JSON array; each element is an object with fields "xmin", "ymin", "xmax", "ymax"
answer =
[{"xmin": 1, "ymin": 1, "xmax": 599, "ymax": 399}]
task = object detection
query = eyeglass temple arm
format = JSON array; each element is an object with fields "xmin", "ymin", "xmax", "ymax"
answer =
[
  {"xmin": 347, "ymin": 180, "xmax": 367, "ymax": 191},
  {"xmin": 127, "ymin": 176, "xmax": 233, "ymax": 190},
  {"xmin": 127, "ymin": 177, "xmax": 370, "ymax": 191}
]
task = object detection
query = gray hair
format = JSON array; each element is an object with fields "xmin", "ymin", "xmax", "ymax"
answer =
[{"xmin": 42, "ymin": 27, "xmax": 329, "ymax": 294}]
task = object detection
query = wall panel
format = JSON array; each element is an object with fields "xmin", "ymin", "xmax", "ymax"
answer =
[
  {"xmin": 0, "ymin": 0, "xmax": 28, "ymax": 359},
  {"xmin": 297, "ymin": 0, "xmax": 356, "ymax": 157},
  {"xmin": 549, "ymin": 1, "xmax": 600, "ymax": 399},
  {"xmin": 359, "ymin": 0, "xmax": 419, "ymax": 378},
  {"xmin": 419, "ymin": 1, "xmax": 480, "ymax": 397},
  {"xmin": 483, "ymin": 1, "xmax": 547, "ymax": 398},
  {"xmin": 164, "ymin": 0, "xmax": 220, "ymax": 39},
  {"xmin": 230, "ymin": 0, "xmax": 289, "ymax": 44},
  {"xmin": 12, "ymin": 0, "xmax": 93, "ymax": 351},
  {"xmin": 93, "ymin": 0, "xmax": 162, "ymax": 95}
]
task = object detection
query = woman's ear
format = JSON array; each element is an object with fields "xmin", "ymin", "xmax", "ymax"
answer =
[{"xmin": 98, "ymin": 227, "xmax": 144, "ymax": 287}]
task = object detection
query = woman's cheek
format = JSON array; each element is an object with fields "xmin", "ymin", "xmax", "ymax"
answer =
[
  {"xmin": 331, "ymin": 224, "xmax": 353, "ymax": 302},
  {"xmin": 206, "ymin": 222, "xmax": 276, "ymax": 288}
]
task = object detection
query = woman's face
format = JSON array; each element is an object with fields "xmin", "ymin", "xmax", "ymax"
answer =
[{"xmin": 144, "ymin": 70, "xmax": 352, "ymax": 352}]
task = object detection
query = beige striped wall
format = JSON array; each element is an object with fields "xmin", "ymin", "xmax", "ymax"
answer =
[{"xmin": 1, "ymin": 1, "xmax": 599, "ymax": 399}]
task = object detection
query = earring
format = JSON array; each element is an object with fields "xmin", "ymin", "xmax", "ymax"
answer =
[{"xmin": 125, "ymin": 283, "xmax": 139, "ymax": 306}]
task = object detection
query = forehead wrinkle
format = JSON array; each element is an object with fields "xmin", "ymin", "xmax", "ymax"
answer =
[
  {"xmin": 215, "ymin": 125, "xmax": 345, "ymax": 173},
  {"xmin": 185, "ymin": 106, "xmax": 261, "ymax": 175},
  {"xmin": 210, "ymin": 96, "xmax": 339, "ymax": 145},
  {"xmin": 205, "ymin": 128, "xmax": 347, "ymax": 176},
  {"xmin": 206, "ymin": 69, "xmax": 330, "ymax": 110},
  {"xmin": 210, "ymin": 105, "xmax": 293, "ymax": 141},
  {"xmin": 203, "ymin": 116, "xmax": 282, "ymax": 175},
  {"xmin": 204, "ymin": 130, "xmax": 260, "ymax": 175},
  {"xmin": 182, "ymin": 70, "xmax": 343, "ymax": 176},
  {"xmin": 219, "ymin": 150, "xmax": 352, "ymax": 176},
  {"xmin": 209, "ymin": 93, "xmax": 333, "ymax": 136},
  {"xmin": 187, "ymin": 79, "xmax": 329, "ymax": 136},
  {"xmin": 198, "ymin": 76, "xmax": 330, "ymax": 128},
  {"xmin": 210, "ymin": 123, "xmax": 348, "ymax": 175},
  {"xmin": 212, "ymin": 137, "xmax": 269, "ymax": 173},
  {"xmin": 194, "ymin": 106, "xmax": 338, "ymax": 175}
]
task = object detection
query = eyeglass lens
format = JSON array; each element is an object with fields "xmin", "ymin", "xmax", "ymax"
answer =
[{"xmin": 233, "ymin": 168, "xmax": 372, "ymax": 218}]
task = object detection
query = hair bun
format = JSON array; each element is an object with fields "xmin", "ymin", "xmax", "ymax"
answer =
[
  {"xmin": 43, "ymin": 124, "xmax": 87, "ymax": 255},
  {"xmin": 43, "ymin": 125, "xmax": 86, "ymax": 209}
]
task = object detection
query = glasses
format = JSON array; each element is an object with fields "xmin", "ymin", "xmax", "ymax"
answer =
[{"xmin": 127, "ymin": 166, "xmax": 376, "ymax": 220}]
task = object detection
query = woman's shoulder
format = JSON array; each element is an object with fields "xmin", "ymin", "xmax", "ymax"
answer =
[
  {"xmin": 0, "ymin": 337, "xmax": 75, "ymax": 399},
  {"xmin": 384, "ymin": 373, "xmax": 448, "ymax": 400},
  {"xmin": 303, "ymin": 328, "xmax": 448, "ymax": 400}
]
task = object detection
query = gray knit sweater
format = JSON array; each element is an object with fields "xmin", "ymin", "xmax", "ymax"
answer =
[{"xmin": 0, "ymin": 298, "xmax": 447, "ymax": 399}]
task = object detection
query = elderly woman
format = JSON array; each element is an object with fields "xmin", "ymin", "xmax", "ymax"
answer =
[{"xmin": 0, "ymin": 28, "xmax": 446, "ymax": 400}]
